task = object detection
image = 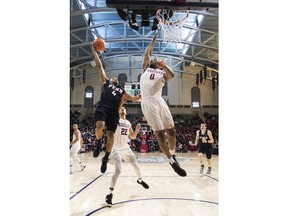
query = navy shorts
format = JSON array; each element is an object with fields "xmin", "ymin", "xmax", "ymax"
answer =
[
  {"xmin": 198, "ymin": 143, "xmax": 213, "ymax": 159},
  {"xmin": 94, "ymin": 106, "xmax": 119, "ymax": 132}
]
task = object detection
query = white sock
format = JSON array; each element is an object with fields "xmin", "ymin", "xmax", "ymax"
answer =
[
  {"xmin": 169, "ymin": 149, "xmax": 175, "ymax": 155},
  {"xmin": 167, "ymin": 156, "xmax": 175, "ymax": 164}
]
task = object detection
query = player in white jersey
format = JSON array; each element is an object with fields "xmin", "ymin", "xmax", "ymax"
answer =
[
  {"xmin": 70, "ymin": 124, "xmax": 86, "ymax": 174},
  {"xmin": 105, "ymin": 107, "xmax": 149, "ymax": 206},
  {"xmin": 140, "ymin": 30, "xmax": 186, "ymax": 177}
]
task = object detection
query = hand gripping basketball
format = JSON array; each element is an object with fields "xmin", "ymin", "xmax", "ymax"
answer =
[{"xmin": 92, "ymin": 38, "xmax": 106, "ymax": 51}]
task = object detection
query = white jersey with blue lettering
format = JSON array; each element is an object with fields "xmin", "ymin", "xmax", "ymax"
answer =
[
  {"xmin": 70, "ymin": 130, "xmax": 81, "ymax": 157},
  {"xmin": 72, "ymin": 131, "xmax": 81, "ymax": 145},
  {"xmin": 113, "ymin": 118, "xmax": 132, "ymax": 150},
  {"xmin": 140, "ymin": 68, "xmax": 165, "ymax": 100}
]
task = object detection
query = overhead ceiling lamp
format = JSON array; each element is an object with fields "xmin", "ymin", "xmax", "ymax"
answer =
[
  {"xmin": 141, "ymin": 12, "xmax": 150, "ymax": 26},
  {"xmin": 129, "ymin": 17, "xmax": 139, "ymax": 30},
  {"xmin": 116, "ymin": 9, "xmax": 128, "ymax": 21},
  {"xmin": 117, "ymin": 9, "xmax": 139, "ymax": 30}
]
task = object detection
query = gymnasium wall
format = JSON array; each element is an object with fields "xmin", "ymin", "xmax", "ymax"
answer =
[{"xmin": 70, "ymin": 64, "xmax": 218, "ymax": 119}]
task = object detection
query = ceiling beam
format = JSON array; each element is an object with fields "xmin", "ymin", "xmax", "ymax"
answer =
[
  {"xmin": 70, "ymin": 7, "xmax": 115, "ymax": 16},
  {"xmin": 70, "ymin": 7, "xmax": 218, "ymax": 17},
  {"xmin": 106, "ymin": 0, "xmax": 218, "ymax": 10}
]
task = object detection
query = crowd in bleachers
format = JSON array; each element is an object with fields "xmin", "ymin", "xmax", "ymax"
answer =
[{"xmin": 70, "ymin": 110, "xmax": 218, "ymax": 154}]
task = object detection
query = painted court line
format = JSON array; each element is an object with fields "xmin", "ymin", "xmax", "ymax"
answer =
[{"xmin": 86, "ymin": 197, "xmax": 219, "ymax": 215}]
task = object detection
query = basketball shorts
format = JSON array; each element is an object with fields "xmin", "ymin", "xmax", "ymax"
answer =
[
  {"xmin": 108, "ymin": 147, "xmax": 137, "ymax": 164},
  {"xmin": 94, "ymin": 106, "xmax": 119, "ymax": 132},
  {"xmin": 70, "ymin": 143, "xmax": 81, "ymax": 157},
  {"xmin": 198, "ymin": 143, "xmax": 213, "ymax": 159},
  {"xmin": 141, "ymin": 97, "xmax": 174, "ymax": 131}
]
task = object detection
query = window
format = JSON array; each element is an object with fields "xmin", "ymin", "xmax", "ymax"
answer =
[
  {"xmin": 85, "ymin": 92, "xmax": 93, "ymax": 98},
  {"xmin": 84, "ymin": 86, "xmax": 94, "ymax": 108},
  {"xmin": 118, "ymin": 73, "xmax": 127, "ymax": 88},
  {"xmin": 192, "ymin": 102, "xmax": 200, "ymax": 107},
  {"xmin": 191, "ymin": 86, "xmax": 200, "ymax": 108},
  {"xmin": 162, "ymin": 82, "xmax": 168, "ymax": 96}
]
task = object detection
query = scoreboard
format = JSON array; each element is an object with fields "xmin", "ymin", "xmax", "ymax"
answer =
[{"xmin": 124, "ymin": 82, "xmax": 141, "ymax": 96}]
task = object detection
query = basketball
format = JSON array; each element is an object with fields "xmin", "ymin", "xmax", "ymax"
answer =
[{"xmin": 92, "ymin": 38, "xmax": 106, "ymax": 51}]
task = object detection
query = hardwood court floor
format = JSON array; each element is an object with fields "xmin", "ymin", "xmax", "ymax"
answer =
[{"xmin": 70, "ymin": 151, "xmax": 219, "ymax": 216}]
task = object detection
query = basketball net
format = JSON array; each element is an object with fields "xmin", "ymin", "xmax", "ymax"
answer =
[{"xmin": 156, "ymin": 9, "xmax": 189, "ymax": 43}]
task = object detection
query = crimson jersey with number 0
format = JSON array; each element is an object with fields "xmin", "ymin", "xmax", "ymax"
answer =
[
  {"xmin": 140, "ymin": 68, "xmax": 165, "ymax": 100},
  {"xmin": 113, "ymin": 118, "xmax": 132, "ymax": 149}
]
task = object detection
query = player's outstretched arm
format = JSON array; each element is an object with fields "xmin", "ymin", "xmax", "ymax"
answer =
[
  {"xmin": 92, "ymin": 44, "xmax": 108, "ymax": 84},
  {"xmin": 126, "ymin": 93, "xmax": 141, "ymax": 103},
  {"xmin": 129, "ymin": 124, "xmax": 141, "ymax": 140},
  {"xmin": 118, "ymin": 93, "xmax": 141, "ymax": 111},
  {"xmin": 142, "ymin": 30, "xmax": 158, "ymax": 71},
  {"xmin": 194, "ymin": 131, "xmax": 200, "ymax": 146}
]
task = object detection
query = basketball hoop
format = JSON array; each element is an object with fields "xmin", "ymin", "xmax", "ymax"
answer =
[{"xmin": 156, "ymin": 9, "xmax": 189, "ymax": 43}]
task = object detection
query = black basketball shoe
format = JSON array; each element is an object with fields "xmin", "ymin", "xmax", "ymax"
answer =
[
  {"xmin": 170, "ymin": 162, "xmax": 187, "ymax": 177},
  {"xmin": 105, "ymin": 194, "xmax": 113, "ymax": 207},
  {"xmin": 101, "ymin": 158, "xmax": 108, "ymax": 173},
  {"xmin": 137, "ymin": 180, "xmax": 149, "ymax": 189}
]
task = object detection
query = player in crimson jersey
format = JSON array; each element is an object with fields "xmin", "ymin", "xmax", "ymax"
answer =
[{"xmin": 139, "ymin": 30, "xmax": 186, "ymax": 177}]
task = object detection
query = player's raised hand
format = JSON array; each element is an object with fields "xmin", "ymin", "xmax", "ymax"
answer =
[
  {"xmin": 135, "ymin": 124, "xmax": 141, "ymax": 132},
  {"xmin": 136, "ymin": 124, "xmax": 141, "ymax": 130}
]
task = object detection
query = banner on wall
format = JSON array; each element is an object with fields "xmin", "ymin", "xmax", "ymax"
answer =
[
  {"xmin": 203, "ymin": 65, "xmax": 207, "ymax": 84},
  {"xmin": 70, "ymin": 77, "xmax": 74, "ymax": 90},
  {"xmin": 82, "ymin": 69, "xmax": 86, "ymax": 84},
  {"xmin": 212, "ymin": 76, "xmax": 216, "ymax": 90}
]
